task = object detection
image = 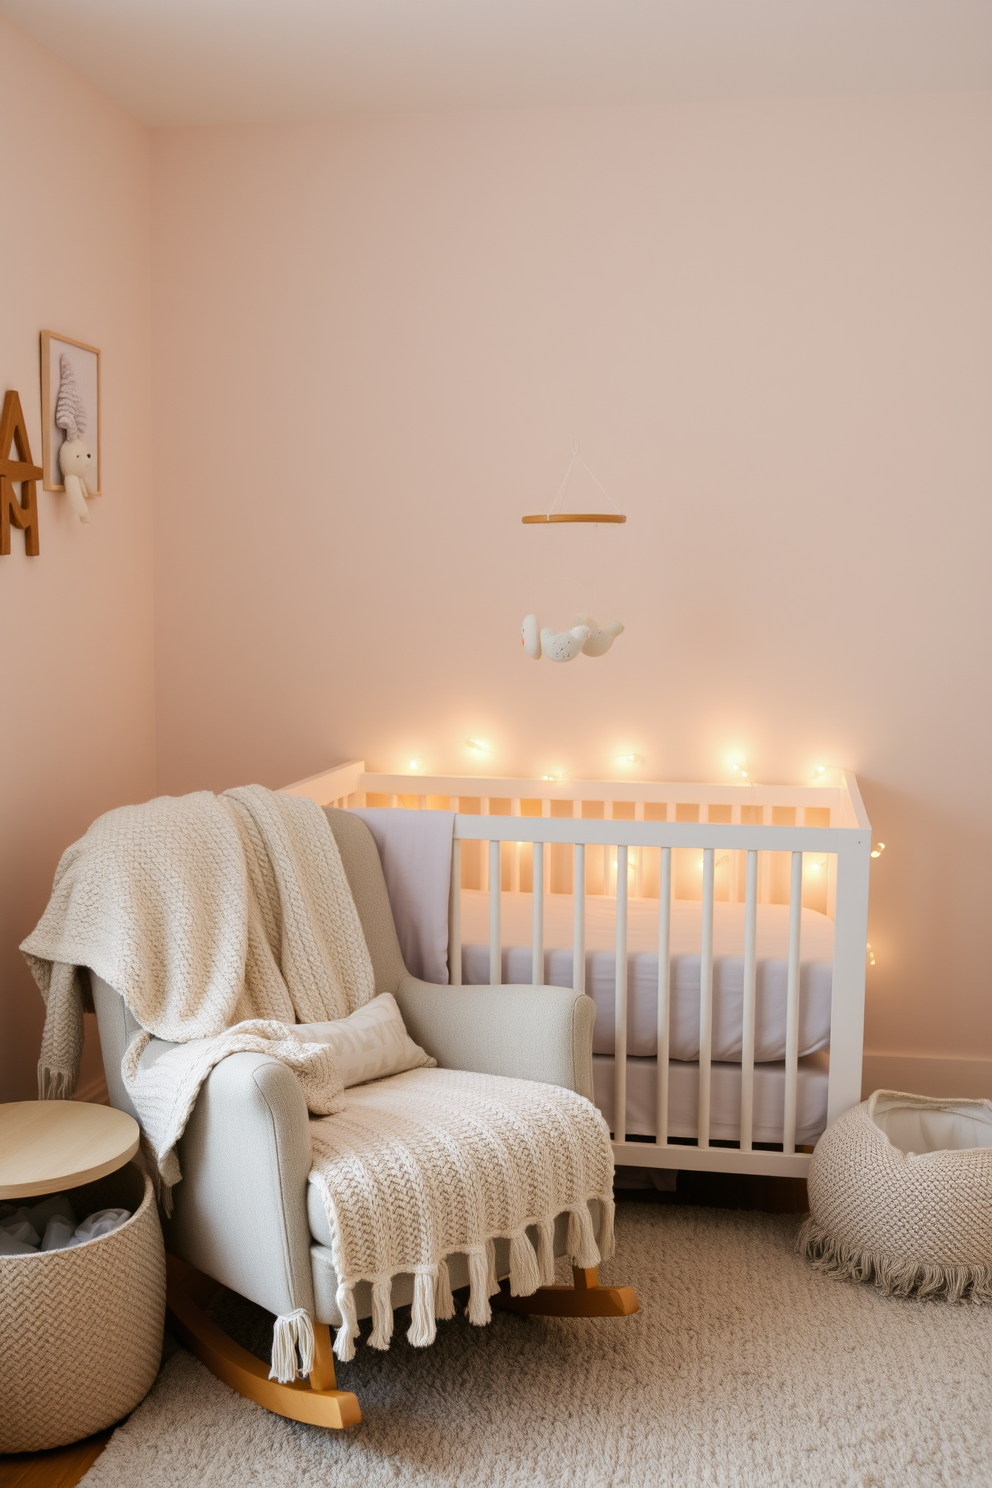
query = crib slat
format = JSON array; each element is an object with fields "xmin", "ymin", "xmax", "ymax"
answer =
[
  {"xmin": 489, "ymin": 840, "xmax": 501, "ymax": 985},
  {"xmin": 656, "ymin": 846, "xmax": 672, "ymax": 1146},
  {"xmin": 511, "ymin": 798, "xmax": 521, "ymax": 892},
  {"xmin": 532, "ymin": 840, "xmax": 544, "ymax": 984},
  {"xmin": 634, "ymin": 802, "xmax": 645, "ymax": 896},
  {"xmin": 573, "ymin": 843, "xmax": 586, "ymax": 992},
  {"xmin": 449, "ymin": 839, "xmax": 462, "ymax": 986},
  {"xmin": 614, "ymin": 844, "xmax": 629, "ymax": 1141},
  {"xmin": 697, "ymin": 848, "xmax": 715, "ymax": 1148},
  {"xmin": 739, "ymin": 850, "xmax": 758, "ymax": 1152},
  {"xmin": 480, "ymin": 798, "xmax": 490, "ymax": 893},
  {"xmin": 783, "ymin": 851, "xmax": 803, "ymax": 1154}
]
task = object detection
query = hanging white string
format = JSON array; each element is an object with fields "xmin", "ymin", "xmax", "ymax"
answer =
[{"xmin": 547, "ymin": 439, "xmax": 623, "ymax": 519}]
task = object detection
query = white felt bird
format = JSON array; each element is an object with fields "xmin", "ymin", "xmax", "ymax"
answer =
[
  {"xmin": 540, "ymin": 623, "xmax": 590, "ymax": 663},
  {"xmin": 573, "ymin": 616, "xmax": 625, "ymax": 657},
  {"xmin": 521, "ymin": 614, "xmax": 542, "ymax": 660}
]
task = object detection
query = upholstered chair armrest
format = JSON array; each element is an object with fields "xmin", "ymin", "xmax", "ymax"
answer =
[
  {"xmin": 393, "ymin": 977, "xmax": 596, "ymax": 1102},
  {"xmin": 165, "ymin": 1048, "xmax": 318, "ymax": 1321}
]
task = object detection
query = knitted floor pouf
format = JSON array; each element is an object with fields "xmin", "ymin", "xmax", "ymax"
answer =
[{"xmin": 799, "ymin": 1089, "xmax": 992, "ymax": 1301}]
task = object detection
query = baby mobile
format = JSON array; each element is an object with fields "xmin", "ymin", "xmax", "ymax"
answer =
[{"xmin": 521, "ymin": 441, "xmax": 625, "ymax": 663}]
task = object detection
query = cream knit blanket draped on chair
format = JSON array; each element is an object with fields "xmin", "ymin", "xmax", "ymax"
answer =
[
  {"xmin": 310, "ymin": 1067, "xmax": 616, "ymax": 1361},
  {"xmin": 22, "ymin": 785, "xmax": 617, "ymax": 1373},
  {"xmin": 23, "ymin": 786, "xmax": 374, "ymax": 1198}
]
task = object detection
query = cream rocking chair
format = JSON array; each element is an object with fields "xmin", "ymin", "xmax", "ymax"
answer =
[{"xmin": 91, "ymin": 809, "xmax": 637, "ymax": 1428}]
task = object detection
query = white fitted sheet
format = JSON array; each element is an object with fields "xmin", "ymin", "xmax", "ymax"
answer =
[
  {"xmin": 458, "ymin": 889, "xmax": 834, "ymax": 1063},
  {"xmin": 593, "ymin": 1055, "xmax": 829, "ymax": 1147}
]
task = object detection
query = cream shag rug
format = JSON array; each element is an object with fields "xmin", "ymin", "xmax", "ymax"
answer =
[{"xmin": 81, "ymin": 1204, "xmax": 991, "ymax": 1488}]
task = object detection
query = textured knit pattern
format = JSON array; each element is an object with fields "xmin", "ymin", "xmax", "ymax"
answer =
[
  {"xmin": 22, "ymin": 785, "xmax": 375, "ymax": 1098},
  {"xmin": 0, "ymin": 1166, "xmax": 164, "ymax": 1453},
  {"xmin": 309, "ymin": 1066, "xmax": 616, "ymax": 1361},
  {"xmin": 295, "ymin": 992, "xmax": 436, "ymax": 1088},
  {"xmin": 123, "ymin": 1020, "xmax": 345, "ymax": 1198},
  {"xmin": 799, "ymin": 1089, "xmax": 992, "ymax": 1300},
  {"xmin": 55, "ymin": 351, "xmax": 86, "ymax": 441}
]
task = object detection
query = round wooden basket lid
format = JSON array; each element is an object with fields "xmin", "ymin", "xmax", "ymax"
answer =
[{"xmin": 0, "ymin": 1101, "xmax": 140, "ymax": 1199}]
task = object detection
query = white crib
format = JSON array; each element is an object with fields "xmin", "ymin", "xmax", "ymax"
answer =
[{"xmin": 282, "ymin": 762, "xmax": 872, "ymax": 1181}]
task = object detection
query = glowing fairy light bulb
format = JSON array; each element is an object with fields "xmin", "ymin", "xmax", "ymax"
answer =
[
  {"xmin": 619, "ymin": 753, "xmax": 641, "ymax": 765},
  {"xmin": 408, "ymin": 759, "xmax": 422, "ymax": 772},
  {"xmin": 870, "ymin": 843, "xmax": 886, "ymax": 859},
  {"xmin": 466, "ymin": 739, "xmax": 490, "ymax": 755},
  {"xmin": 867, "ymin": 942, "xmax": 876, "ymax": 966}
]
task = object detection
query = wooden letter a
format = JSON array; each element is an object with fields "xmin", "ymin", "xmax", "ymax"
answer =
[{"xmin": 0, "ymin": 390, "xmax": 42, "ymax": 556}]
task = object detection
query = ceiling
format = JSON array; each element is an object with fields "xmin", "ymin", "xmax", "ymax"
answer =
[{"xmin": 3, "ymin": 0, "xmax": 990, "ymax": 127}]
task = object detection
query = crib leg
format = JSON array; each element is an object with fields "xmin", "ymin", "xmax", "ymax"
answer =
[
  {"xmin": 166, "ymin": 1255, "xmax": 361, "ymax": 1429},
  {"xmin": 492, "ymin": 1265, "xmax": 639, "ymax": 1318}
]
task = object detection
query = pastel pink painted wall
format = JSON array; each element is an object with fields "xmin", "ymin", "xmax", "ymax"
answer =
[
  {"xmin": 0, "ymin": 18, "xmax": 155, "ymax": 1101},
  {"xmin": 151, "ymin": 98, "xmax": 992, "ymax": 1074}
]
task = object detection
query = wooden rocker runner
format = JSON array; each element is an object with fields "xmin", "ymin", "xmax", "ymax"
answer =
[
  {"xmin": 166, "ymin": 1256, "xmax": 362, "ymax": 1430},
  {"xmin": 168, "ymin": 1254, "xmax": 638, "ymax": 1430}
]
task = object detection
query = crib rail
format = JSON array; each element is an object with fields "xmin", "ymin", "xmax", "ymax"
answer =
[
  {"xmin": 282, "ymin": 760, "xmax": 872, "ymax": 1178},
  {"xmin": 449, "ymin": 812, "xmax": 871, "ymax": 1178}
]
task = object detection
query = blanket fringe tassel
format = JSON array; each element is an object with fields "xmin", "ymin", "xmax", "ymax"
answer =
[
  {"xmin": 467, "ymin": 1246, "xmax": 493, "ymax": 1326},
  {"xmin": 435, "ymin": 1258, "xmax": 456, "ymax": 1320},
  {"xmin": 408, "ymin": 1271, "xmax": 438, "ymax": 1348},
  {"xmin": 598, "ymin": 1196, "xmax": 616, "ymax": 1263},
  {"xmin": 333, "ymin": 1283, "xmax": 360, "ymax": 1362},
  {"xmin": 368, "ymin": 1278, "xmax": 394, "ymax": 1350},
  {"xmin": 798, "ymin": 1217, "xmax": 992, "ymax": 1302},
  {"xmin": 536, "ymin": 1219, "xmax": 556, "ymax": 1285},
  {"xmin": 269, "ymin": 1309, "xmax": 315, "ymax": 1383},
  {"xmin": 567, "ymin": 1203, "xmax": 601, "ymax": 1270},
  {"xmin": 509, "ymin": 1229, "xmax": 542, "ymax": 1296},
  {"xmin": 37, "ymin": 1065, "xmax": 75, "ymax": 1101},
  {"xmin": 330, "ymin": 1198, "xmax": 617, "ymax": 1359}
]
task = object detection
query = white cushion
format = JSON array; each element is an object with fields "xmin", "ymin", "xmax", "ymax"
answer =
[{"xmin": 294, "ymin": 993, "xmax": 434, "ymax": 1089}]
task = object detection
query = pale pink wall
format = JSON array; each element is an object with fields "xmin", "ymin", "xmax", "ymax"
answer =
[
  {"xmin": 0, "ymin": 18, "xmax": 155, "ymax": 1100},
  {"xmin": 151, "ymin": 97, "xmax": 992, "ymax": 1068}
]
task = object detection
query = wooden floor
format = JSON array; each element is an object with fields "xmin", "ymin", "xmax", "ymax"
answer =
[
  {"xmin": 0, "ymin": 1433, "xmax": 111, "ymax": 1488},
  {"xmin": 0, "ymin": 1169, "xmax": 807, "ymax": 1487}
]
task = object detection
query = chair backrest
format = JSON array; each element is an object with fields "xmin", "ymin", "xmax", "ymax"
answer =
[
  {"xmin": 91, "ymin": 807, "xmax": 411, "ymax": 1112},
  {"xmin": 323, "ymin": 808, "xmax": 408, "ymax": 996}
]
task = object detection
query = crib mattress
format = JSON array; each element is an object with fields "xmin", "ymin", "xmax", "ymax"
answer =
[
  {"xmin": 593, "ymin": 1055, "xmax": 829, "ymax": 1147},
  {"xmin": 457, "ymin": 889, "xmax": 834, "ymax": 1063}
]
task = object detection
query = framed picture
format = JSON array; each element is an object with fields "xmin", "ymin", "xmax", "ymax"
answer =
[{"xmin": 40, "ymin": 331, "xmax": 101, "ymax": 495}]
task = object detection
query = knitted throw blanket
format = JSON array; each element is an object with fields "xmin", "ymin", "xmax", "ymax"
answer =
[
  {"xmin": 309, "ymin": 1067, "xmax": 616, "ymax": 1361},
  {"xmin": 21, "ymin": 783, "xmax": 375, "ymax": 1107}
]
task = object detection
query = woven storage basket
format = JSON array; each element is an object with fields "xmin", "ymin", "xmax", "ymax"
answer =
[
  {"xmin": 800, "ymin": 1089, "xmax": 992, "ymax": 1301},
  {"xmin": 0, "ymin": 1162, "xmax": 165, "ymax": 1452}
]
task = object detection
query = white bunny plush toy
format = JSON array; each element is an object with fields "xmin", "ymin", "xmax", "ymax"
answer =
[
  {"xmin": 59, "ymin": 441, "xmax": 94, "ymax": 523},
  {"xmin": 55, "ymin": 353, "xmax": 94, "ymax": 523}
]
